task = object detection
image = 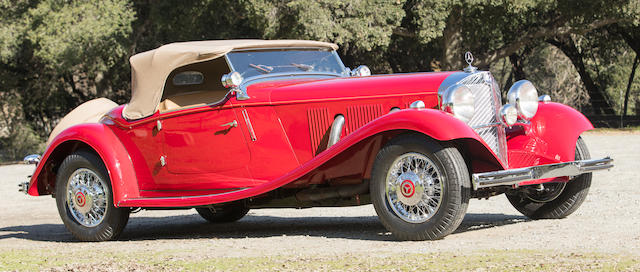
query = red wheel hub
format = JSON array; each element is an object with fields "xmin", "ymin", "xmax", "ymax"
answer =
[
  {"xmin": 75, "ymin": 192, "xmax": 86, "ymax": 207},
  {"xmin": 400, "ymin": 180, "xmax": 415, "ymax": 198}
]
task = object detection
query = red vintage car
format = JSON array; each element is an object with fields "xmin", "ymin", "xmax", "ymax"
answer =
[{"xmin": 20, "ymin": 40, "xmax": 613, "ymax": 241}]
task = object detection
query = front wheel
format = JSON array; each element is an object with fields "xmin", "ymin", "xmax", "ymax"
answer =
[
  {"xmin": 506, "ymin": 137, "xmax": 592, "ymax": 219},
  {"xmin": 371, "ymin": 134, "xmax": 471, "ymax": 240},
  {"xmin": 55, "ymin": 150, "xmax": 130, "ymax": 241}
]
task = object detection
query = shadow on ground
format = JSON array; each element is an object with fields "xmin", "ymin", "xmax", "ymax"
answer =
[{"xmin": 0, "ymin": 212, "xmax": 528, "ymax": 242}]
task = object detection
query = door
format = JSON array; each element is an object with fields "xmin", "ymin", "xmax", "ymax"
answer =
[{"xmin": 161, "ymin": 105, "xmax": 250, "ymax": 174}]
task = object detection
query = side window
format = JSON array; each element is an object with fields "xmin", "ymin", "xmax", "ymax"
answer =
[{"xmin": 159, "ymin": 57, "xmax": 231, "ymax": 112}]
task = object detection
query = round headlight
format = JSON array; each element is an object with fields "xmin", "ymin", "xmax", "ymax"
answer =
[
  {"xmin": 500, "ymin": 104, "xmax": 518, "ymax": 126},
  {"xmin": 507, "ymin": 80, "xmax": 538, "ymax": 120},
  {"xmin": 442, "ymin": 84, "xmax": 475, "ymax": 123},
  {"xmin": 221, "ymin": 71, "xmax": 243, "ymax": 88}
]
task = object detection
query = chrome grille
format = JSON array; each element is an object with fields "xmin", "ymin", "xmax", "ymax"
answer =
[{"xmin": 456, "ymin": 72, "xmax": 508, "ymax": 166}]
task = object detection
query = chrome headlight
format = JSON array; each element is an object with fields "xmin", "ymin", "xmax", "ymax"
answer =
[
  {"xmin": 442, "ymin": 84, "xmax": 475, "ymax": 123},
  {"xmin": 507, "ymin": 80, "xmax": 538, "ymax": 120},
  {"xmin": 500, "ymin": 104, "xmax": 518, "ymax": 126}
]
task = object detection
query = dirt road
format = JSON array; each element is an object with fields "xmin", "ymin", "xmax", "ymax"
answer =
[{"xmin": 1, "ymin": 131, "xmax": 638, "ymax": 270}]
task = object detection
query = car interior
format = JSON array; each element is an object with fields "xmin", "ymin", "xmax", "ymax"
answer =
[{"xmin": 159, "ymin": 57, "xmax": 231, "ymax": 112}]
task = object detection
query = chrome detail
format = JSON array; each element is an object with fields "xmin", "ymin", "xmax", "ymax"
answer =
[
  {"xmin": 472, "ymin": 157, "xmax": 614, "ymax": 190},
  {"xmin": 500, "ymin": 104, "xmax": 518, "ymax": 126},
  {"xmin": 507, "ymin": 80, "xmax": 539, "ymax": 120},
  {"xmin": 350, "ymin": 65, "xmax": 371, "ymax": 77},
  {"xmin": 160, "ymin": 156, "xmax": 166, "ymax": 167},
  {"xmin": 220, "ymin": 120, "xmax": 238, "ymax": 128},
  {"xmin": 242, "ymin": 109, "xmax": 257, "ymax": 141},
  {"xmin": 456, "ymin": 72, "xmax": 508, "ymax": 166},
  {"xmin": 539, "ymin": 94, "xmax": 551, "ymax": 103},
  {"xmin": 222, "ymin": 72, "xmax": 249, "ymax": 100},
  {"xmin": 66, "ymin": 168, "xmax": 108, "ymax": 227},
  {"xmin": 463, "ymin": 52, "xmax": 477, "ymax": 73},
  {"xmin": 221, "ymin": 71, "xmax": 243, "ymax": 88},
  {"xmin": 409, "ymin": 100, "xmax": 425, "ymax": 109},
  {"xmin": 390, "ymin": 107, "xmax": 401, "ymax": 113},
  {"xmin": 327, "ymin": 115, "xmax": 345, "ymax": 149},
  {"xmin": 471, "ymin": 122, "xmax": 501, "ymax": 130},
  {"xmin": 18, "ymin": 181, "xmax": 29, "ymax": 194},
  {"xmin": 442, "ymin": 84, "xmax": 475, "ymax": 123},
  {"xmin": 385, "ymin": 153, "xmax": 443, "ymax": 223},
  {"xmin": 23, "ymin": 154, "xmax": 41, "ymax": 165},
  {"xmin": 156, "ymin": 120, "xmax": 162, "ymax": 131}
]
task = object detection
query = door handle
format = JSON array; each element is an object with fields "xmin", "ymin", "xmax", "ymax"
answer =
[{"xmin": 220, "ymin": 120, "xmax": 238, "ymax": 128}]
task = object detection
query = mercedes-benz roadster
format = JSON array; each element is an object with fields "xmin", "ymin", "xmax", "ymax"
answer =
[{"xmin": 20, "ymin": 40, "xmax": 613, "ymax": 241}]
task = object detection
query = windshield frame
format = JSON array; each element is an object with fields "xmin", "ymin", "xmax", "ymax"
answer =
[{"xmin": 224, "ymin": 47, "xmax": 347, "ymax": 87}]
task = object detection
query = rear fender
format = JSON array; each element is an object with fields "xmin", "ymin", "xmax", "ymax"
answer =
[
  {"xmin": 28, "ymin": 123, "xmax": 139, "ymax": 206},
  {"xmin": 507, "ymin": 102, "xmax": 593, "ymax": 169}
]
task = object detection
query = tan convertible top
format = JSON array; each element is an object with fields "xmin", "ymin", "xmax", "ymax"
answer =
[{"xmin": 123, "ymin": 39, "xmax": 339, "ymax": 120}]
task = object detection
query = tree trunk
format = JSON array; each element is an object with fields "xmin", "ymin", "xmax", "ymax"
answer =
[
  {"xmin": 508, "ymin": 53, "xmax": 527, "ymax": 81},
  {"xmin": 547, "ymin": 36, "xmax": 615, "ymax": 115},
  {"xmin": 623, "ymin": 53, "xmax": 639, "ymax": 119},
  {"xmin": 441, "ymin": 6, "xmax": 463, "ymax": 71}
]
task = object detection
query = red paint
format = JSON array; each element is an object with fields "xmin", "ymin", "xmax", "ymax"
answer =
[
  {"xmin": 401, "ymin": 180, "xmax": 415, "ymax": 198},
  {"xmin": 28, "ymin": 71, "xmax": 593, "ymax": 208}
]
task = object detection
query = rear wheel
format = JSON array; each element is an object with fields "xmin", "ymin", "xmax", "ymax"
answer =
[
  {"xmin": 370, "ymin": 134, "xmax": 471, "ymax": 240},
  {"xmin": 506, "ymin": 137, "xmax": 592, "ymax": 219},
  {"xmin": 55, "ymin": 150, "xmax": 130, "ymax": 241},
  {"xmin": 196, "ymin": 201, "xmax": 249, "ymax": 223}
]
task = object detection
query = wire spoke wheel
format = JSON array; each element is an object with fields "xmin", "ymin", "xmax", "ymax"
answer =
[
  {"xmin": 56, "ymin": 150, "xmax": 130, "ymax": 241},
  {"xmin": 385, "ymin": 153, "xmax": 443, "ymax": 223},
  {"xmin": 66, "ymin": 168, "xmax": 108, "ymax": 227},
  {"xmin": 371, "ymin": 134, "xmax": 470, "ymax": 240}
]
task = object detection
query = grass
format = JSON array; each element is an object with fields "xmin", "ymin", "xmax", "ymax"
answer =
[{"xmin": 1, "ymin": 249, "xmax": 638, "ymax": 271}]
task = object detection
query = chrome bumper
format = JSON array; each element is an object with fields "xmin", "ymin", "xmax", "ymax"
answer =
[
  {"xmin": 472, "ymin": 157, "xmax": 613, "ymax": 190},
  {"xmin": 18, "ymin": 181, "xmax": 29, "ymax": 194}
]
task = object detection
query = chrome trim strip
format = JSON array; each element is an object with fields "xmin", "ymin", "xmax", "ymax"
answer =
[
  {"xmin": 471, "ymin": 122, "xmax": 501, "ymax": 129},
  {"xmin": 472, "ymin": 157, "xmax": 614, "ymax": 190},
  {"xmin": 242, "ymin": 109, "xmax": 257, "ymax": 141},
  {"xmin": 327, "ymin": 115, "xmax": 345, "ymax": 148}
]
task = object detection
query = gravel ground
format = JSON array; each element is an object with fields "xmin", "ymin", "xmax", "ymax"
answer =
[{"xmin": 1, "ymin": 131, "xmax": 638, "ymax": 270}]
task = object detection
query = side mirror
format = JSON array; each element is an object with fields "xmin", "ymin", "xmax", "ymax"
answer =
[
  {"xmin": 221, "ymin": 72, "xmax": 249, "ymax": 100},
  {"xmin": 350, "ymin": 65, "xmax": 371, "ymax": 77}
]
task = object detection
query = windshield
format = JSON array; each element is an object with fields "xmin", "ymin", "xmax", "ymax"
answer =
[{"xmin": 226, "ymin": 49, "xmax": 345, "ymax": 79}]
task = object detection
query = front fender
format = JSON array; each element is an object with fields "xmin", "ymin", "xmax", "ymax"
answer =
[
  {"xmin": 28, "ymin": 123, "xmax": 140, "ymax": 206},
  {"xmin": 507, "ymin": 102, "xmax": 593, "ymax": 168}
]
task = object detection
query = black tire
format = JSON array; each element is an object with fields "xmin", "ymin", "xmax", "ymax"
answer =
[
  {"xmin": 506, "ymin": 137, "xmax": 592, "ymax": 219},
  {"xmin": 55, "ymin": 150, "xmax": 130, "ymax": 241},
  {"xmin": 370, "ymin": 134, "xmax": 471, "ymax": 240},
  {"xmin": 196, "ymin": 201, "xmax": 249, "ymax": 223}
]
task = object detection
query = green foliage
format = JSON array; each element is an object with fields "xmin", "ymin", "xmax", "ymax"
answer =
[
  {"xmin": 0, "ymin": 0, "xmax": 639, "ymax": 160},
  {"xmin": 25, "ymin": 0, "xmax": 135, "ymax": 74}
]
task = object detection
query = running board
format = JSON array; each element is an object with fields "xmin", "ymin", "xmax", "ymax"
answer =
[{"xmin": 472, "ymin": 157, "xmax": 613, "ymax": 190}]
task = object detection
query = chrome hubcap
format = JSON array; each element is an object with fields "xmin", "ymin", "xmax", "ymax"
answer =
[
  {"xmin": 66, "ymin": 168, "xmax": 108, "ymax": 227},
  {"xmin": 386, "ymin": 153, "xmax": 443, "ymax": 223}
]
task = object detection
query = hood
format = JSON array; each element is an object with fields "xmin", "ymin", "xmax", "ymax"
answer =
[{"xmin": 243, "ymin": 72, "xmax": 457, "ymax": 104}]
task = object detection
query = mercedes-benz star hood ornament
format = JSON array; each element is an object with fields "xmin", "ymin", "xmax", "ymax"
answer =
[{"xmin": 463, "ymin": 51, "xmax": 477, "ymax": 73}]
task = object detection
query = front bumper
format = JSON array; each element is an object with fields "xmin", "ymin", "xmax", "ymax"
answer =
[{"xmin": 472, "ymin": 157, "xmax": 613, "ymax": 190}]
